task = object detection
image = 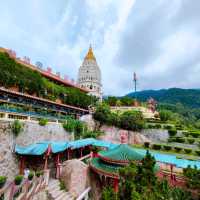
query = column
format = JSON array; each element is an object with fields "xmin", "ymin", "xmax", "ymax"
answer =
[{"xmin": 113, "ymin": 178, "xmax": 119, "ymax": 193}]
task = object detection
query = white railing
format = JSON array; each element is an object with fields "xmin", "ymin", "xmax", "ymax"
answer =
[{"xmin": 76, "ymin": 187, "xmax": 91, "ymax": 200}]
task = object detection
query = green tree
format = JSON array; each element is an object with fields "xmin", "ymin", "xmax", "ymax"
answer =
[
  {"xmin": 106, "ymin": 96, "xmax": 118, "ymax": 106},
  {"xmin": 120, "ymin": 97, "xmax": 133, "ymax": 106},
  {"xmin": 159, "ymin": 110, "xmax": 172, "ymax": 122},
  {"xmin": 102, "ymin": 186, "xmax": 118, "ymax": 200},
  {"xmin": 93, "ymin": 103, "xmax": 111, "ymax": 125},
  {"xmin": 120, "ymin": 110, "xmax": 145, "ymax": 131},
  {"xmin": 11, "ymin": 120, "xmax": 23, "ymax": 136}
]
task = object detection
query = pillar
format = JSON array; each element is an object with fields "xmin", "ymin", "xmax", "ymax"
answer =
[
  {"xmin": 113, "ymin": 178, "xmax": 119, "ymax": 193},
  {"xmin": 19, "ymin": 156, "xmax": 25, "ymax": 175},
  {"xmin": 56, "ymin": 154, "xmax": 60, "ymax": 179},
  {"xmin": 44, "ymin": 145, "xmax": 51, "ymax": 170},
  {"xmin": 80, "ymin": 147, "xmax": 83, "ymax": 158}
]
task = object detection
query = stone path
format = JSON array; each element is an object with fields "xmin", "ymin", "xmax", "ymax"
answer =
[{"xmin": 47, "ymin": 179, "xmax": 74, "ymax": 200}]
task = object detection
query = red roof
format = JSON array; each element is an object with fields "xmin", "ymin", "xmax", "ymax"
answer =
[
  {"xmin": 0, "ymin": 87, "xmax": 89, "ymax": 112},
  {"xmin": 0, "ymin": 47, "xmax": 89, "ymax": 93}
]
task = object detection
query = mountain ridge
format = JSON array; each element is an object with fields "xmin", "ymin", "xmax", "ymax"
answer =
[{"xmin": 126, "ymin": 88, "xmax": 200, "ymax": 108}]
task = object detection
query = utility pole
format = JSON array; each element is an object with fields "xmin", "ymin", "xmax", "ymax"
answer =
[{"xmin": 133, "ymin": 72, "xmax": 137, "ymax": 99}]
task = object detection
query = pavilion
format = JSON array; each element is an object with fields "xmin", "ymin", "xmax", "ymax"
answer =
[
  {"xmin": 15, "ymin": 138, "xmax": 118, "ymax": 178},
  {"xmin": 90, "ymin": 144, "xmax": 160, "ymax": 192}
]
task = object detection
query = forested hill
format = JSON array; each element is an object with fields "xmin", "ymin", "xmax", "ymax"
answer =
[{"xmin": 126, "ymin": 88, "xmax": 200, "ymax": 108}]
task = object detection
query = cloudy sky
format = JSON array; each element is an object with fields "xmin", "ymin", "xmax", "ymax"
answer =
[{"xmin": 0, "ymin": 0, "xmax": 200, "ymax": 96}]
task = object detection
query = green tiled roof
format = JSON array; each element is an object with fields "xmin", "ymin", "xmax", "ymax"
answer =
[
  {"xmin": 99, "ymin": 144, "xmax": 144, "ymax": 164},
  {"xmin": 90, "ymin": 158, "xmax": 121, "ymax": 178}
]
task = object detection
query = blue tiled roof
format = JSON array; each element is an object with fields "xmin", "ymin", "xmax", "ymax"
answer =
[{"xmin": 15, "ymin": 138, "xmax": 118, "ymax": 155}]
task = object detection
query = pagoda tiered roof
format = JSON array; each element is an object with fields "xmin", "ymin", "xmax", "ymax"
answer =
[
  {"xmin": 98, "ymin": 144, "xmax": 144, "ymax": 165},
  {"xmin": 90, "ymin": 144, "xmax": 147, "ymax": 179}
]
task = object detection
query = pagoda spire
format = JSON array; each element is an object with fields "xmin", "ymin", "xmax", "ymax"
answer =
[{"xmin": 85, "ymin": 44, "xmax": 96, "ymax": 61}]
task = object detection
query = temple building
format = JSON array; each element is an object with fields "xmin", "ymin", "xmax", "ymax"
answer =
[{"xmin": 78, "ymin": 45, "xmax": 103, "ymax": 101}]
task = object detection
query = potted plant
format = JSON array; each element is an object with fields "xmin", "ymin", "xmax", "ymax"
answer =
[
  {"xmin": 14, "ymin": 175, "xmax": 23, "ymax": 185},
  {"xmin": 36, "ymin": 171, "xmax": 43, "ymax": 178},
  {"xmin": 0, "ymin": 176, "xmax": 7, "ymax": 189},
  {"xmin": 28, "ymin": 172, "xmax": 34, "ymax": 181}
]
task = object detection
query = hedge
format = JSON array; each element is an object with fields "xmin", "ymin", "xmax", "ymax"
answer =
[
  {"xmin": 168, "ymin": 129, "xmax": 177, "ymax": 136},
  {"xmin": 187, "ymin": 138, "xmax": 195, "ymax": 144},
  {"xmin": 175, "ymin": 137, "xmax": 185, "ymax": 143},
  {"xmin": 163, "ymin": 145, "xmax": 172, "ymax": 151},
  {"xmin": 195, "ymin": 150, "xmax": 200, "ymax": 156},
  {"xmin": 184, "ymin": 149, "xmax": 192, "ymax": 154},
  {"xmin": 144, "ymin": 142, "xmax": 150, "ymax": 148},
  {"xmin": 163, "ymin": 125, "xmax": 173, "ymax": 130},
  {"xmin": 174, "ymin": 147, "xmax": 182, "ymax": 152},
  {"xmin": 152, "ymin": 144, "xmax": 162, "ymax": 150}
]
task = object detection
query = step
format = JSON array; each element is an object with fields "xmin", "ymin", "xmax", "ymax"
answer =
[
  {"xmin": 56, "ymin": 192, "xmax": 73, "ymax": 200},
  {"xmin": 51, "ymin": 188, "xmax": 64, "ymax": 199},
  {"xmin": 55, "ymin": 191, "xmax": 69, "ymax": 200},
  {"xmin": 48, "ymin": 182, "xmax": 60, "ymax": 190},
  {"xmin": 49, "ymin": 179, "xmax": 59, "ymax": 186}
]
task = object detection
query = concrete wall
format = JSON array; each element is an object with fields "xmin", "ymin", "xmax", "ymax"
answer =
[{"xmin": 0, "ymin": 119, "xmax": 70, "ymax": 180}]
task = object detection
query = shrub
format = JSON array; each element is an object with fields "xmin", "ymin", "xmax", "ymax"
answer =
[
  {"xmin": 168, "ymin": 129, "xmax": 177, "ymax": 137},
  {"xmin": 174, "ymin": 147, "xmax": 182, "ymax": 152},
  {"xmin": 152, "ymin": 144, "xmax": 162, "ymax": 150},
  {"xmin": 144, "ymin": 142, "xmax": 150, "ymax": 148},
  {"xmin": 14, "ymin": 175, "xmax": 23, "ymax": 185},
  {"xmin": 187, "ymin": 138, "xmax": 195, "ymax": 144},
  {"xmin": 155, "ymin": 124, "xmax": 162, "ymax": 129},
  {"xmin": 38, "ymin": 118, "xmax": 48, "ymax": 126},
  {"xmin": 59, "ymin": 180, "xmax": 66, "ymax": 190},
  {"xmin": 82, "ymin": 130, "xmax": 103, "ymax": 139},
  {"xmin": 184, "ymin": 149, "xmax": 192, "ymax": 154},
  {"xmin": 0, "ymin": 176, "xmax": 7, "ymax": 188},
  {"xmin": 175, "ymin": 137, "xmax": 185, "ymax": 143},
  {"xmin": 163, "ymin": 145, "xmax": 172, "ymax": 151},
  {"xmin": 182, "ymin": 131, "xmax": 189, "ymax": 137},
  {"xmin": 190, "ymin": 131, "xmax": 200, "ymax": 138},
  {"xmin": 28, "ymin": 172, "xmax": 34, "ymax": 181},
  {"xmin": 11, "ymin": 120, "xmax": 23, "ymax": 136},
  {"xmin": 195, "ymin": 150, "xmax": 200, "ymax": 156},
  {"xmin": 163, "ymin": 125, "xmax": 173, "ymax": 130},
  {"xmin": 147, "ymin": 124, "xmax": 153, "ymax": 129}
]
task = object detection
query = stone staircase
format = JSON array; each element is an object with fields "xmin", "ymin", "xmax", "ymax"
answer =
[{"xmin": 47, "ymin": 179, "xmax": 75, "ymax": 200}]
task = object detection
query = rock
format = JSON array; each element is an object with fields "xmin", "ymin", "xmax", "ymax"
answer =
[
  {"xmin": 60, "ymin": 159, "xmax": 89, "ymax": 197},
  {"xmin": 99, "ymin": 125, "xmax": 151, "ymax": 145},
  {"xmin": 80, "ymin": 114, "xmax": 96, "ymax": 131}
]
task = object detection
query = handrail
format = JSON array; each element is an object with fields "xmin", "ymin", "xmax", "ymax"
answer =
[
  {"xmin": 0, "ymin": 170, "xmax": 49, "ymax": 200},
  {"xmin": 79, "ymin": 154, "xmax": 91, "ymax": 161},
  {"xmin": 76, "ymin": 187, "xmax": 91, "ymax": 200}
]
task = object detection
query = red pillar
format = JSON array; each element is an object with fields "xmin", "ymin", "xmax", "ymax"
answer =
[
  {"xmin": 170, "ymin": 164, "xmax": 173, "ymax": 180},
  {"xmin": 80, "ymin": 148, "xmax": 83, "ymax": 158},
  {"xmin": 113, "ymin": 178, "xmax": 119, "ymax": 193},
  {"xmin": 56, "ymin": 154, "xmax": 60, "ymax": 179},
  {"xmin": 44, "ymin": 144, "xmax": 51, "ymax": 170},
  {"xmin": 67, "ymin": 149, "xmax": 71, "ymax": 160},
  {"xmin": 19, "ymin": 156, "xmax": 25, "ymax": 175}
]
